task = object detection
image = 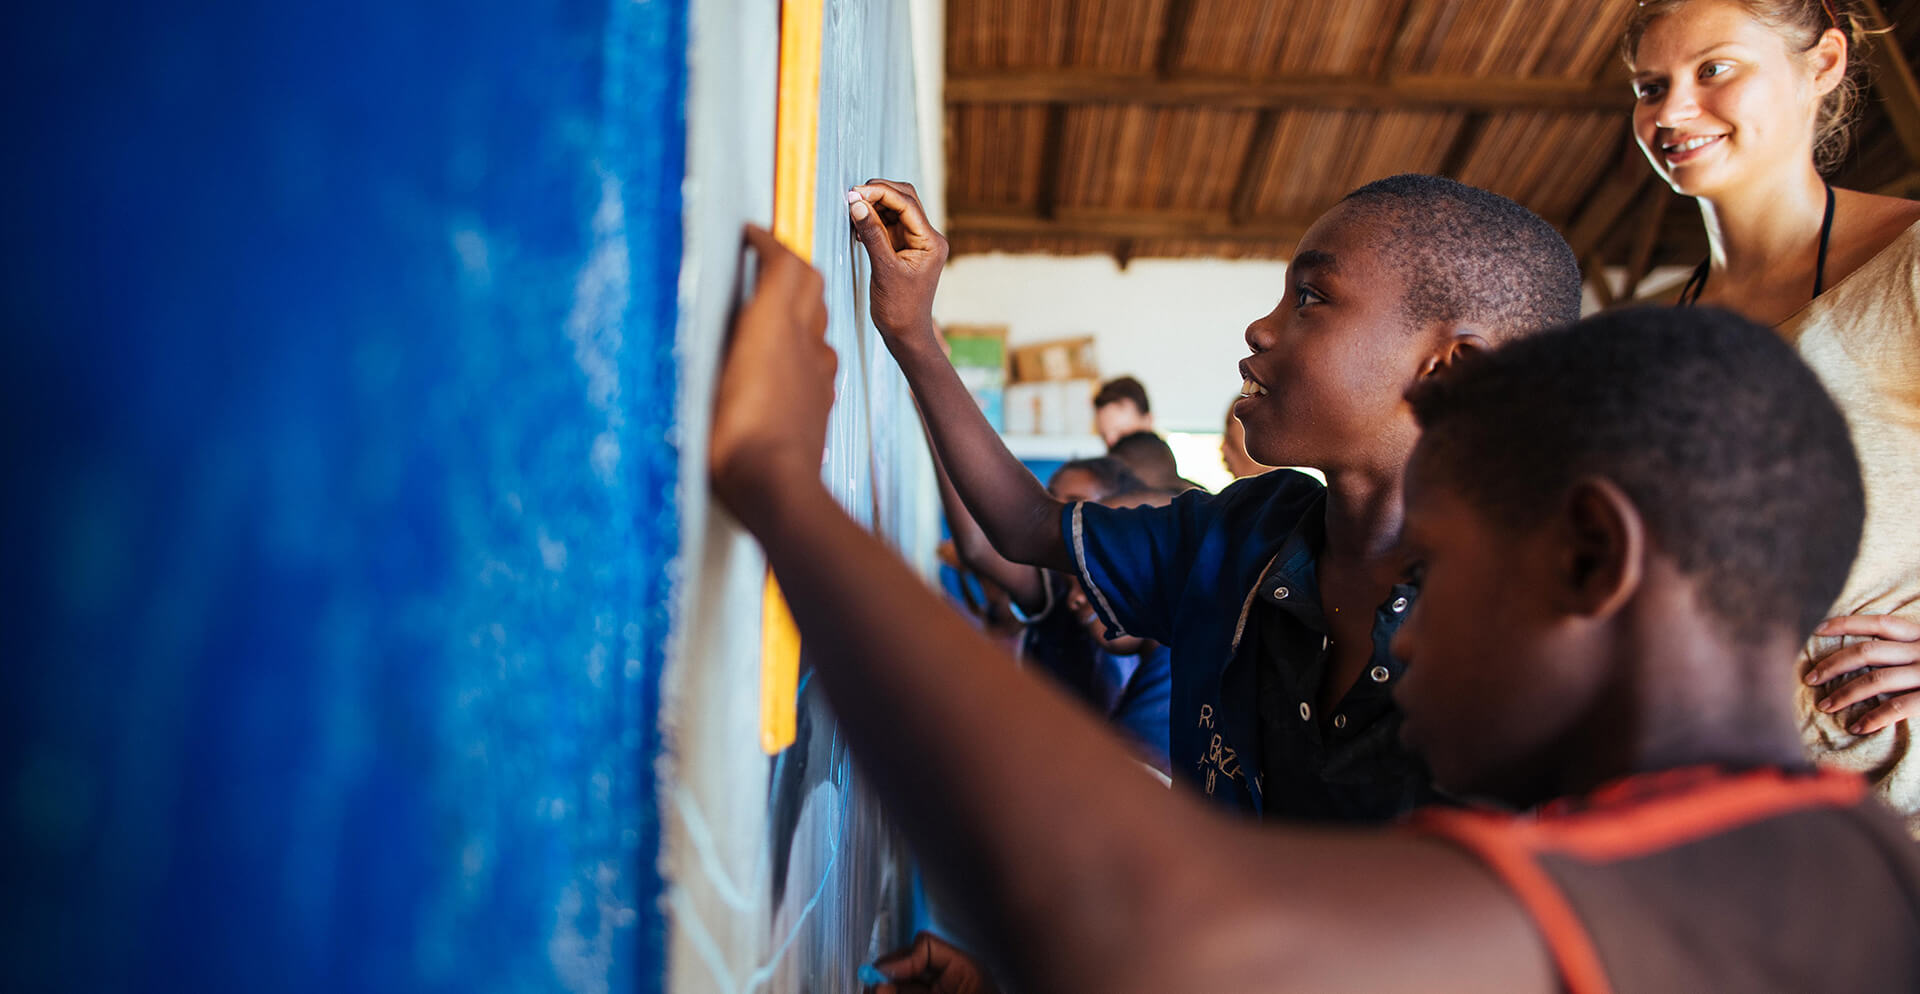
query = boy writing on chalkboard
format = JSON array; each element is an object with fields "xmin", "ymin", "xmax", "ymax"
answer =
[
  {"xmin": 846, "ymin": 174, "xmax": 1581, "ymax": 822},
  {"xmin": 708, "ymin": 242, "xmax": 1920, "ymax": 991}
]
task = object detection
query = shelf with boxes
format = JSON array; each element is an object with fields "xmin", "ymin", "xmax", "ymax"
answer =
[{"xmin": 944, "ymin": 324, "xmax": 1105, "ymax": 447}]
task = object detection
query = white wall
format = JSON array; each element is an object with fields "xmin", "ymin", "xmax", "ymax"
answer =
[
  {"xmin": 932, "ymin": 253, "xmax": 1289, "ymax": 433},
  {"xmin": 933, "ymin": 252, "xmax": 1699, "ymax": 438}
]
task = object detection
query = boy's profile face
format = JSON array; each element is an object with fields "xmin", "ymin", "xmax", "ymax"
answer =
[
  {"xmin": 1389, "ymin": 448, "xmax": 1605, "ymax": 808},
  {"xmin": 1235, "ymin": 201, "xmax": 1434, "ymax": 470}
]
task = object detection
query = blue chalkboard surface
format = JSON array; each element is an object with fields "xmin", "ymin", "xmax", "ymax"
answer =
[{"xmin": 2, "ymin": 0, "xmax": 683, "ymax": 991}]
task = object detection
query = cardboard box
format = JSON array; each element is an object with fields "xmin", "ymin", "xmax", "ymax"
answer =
[{"xmin": 1009, "ymin": 336, "xmax": 1098, "ymax": 383}]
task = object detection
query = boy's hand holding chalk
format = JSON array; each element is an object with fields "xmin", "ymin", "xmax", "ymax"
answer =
[{"xmin": 847, "ymin": 180, "xmax": 948, "ymax": 350}]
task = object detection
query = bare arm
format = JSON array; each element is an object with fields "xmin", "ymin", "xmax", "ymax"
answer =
[
  {"xmin": 848, "ymin": 180, "xmax": 1073, "ymax": 573},
  {"xmin": 925, "ymin": 411, "xmax": 1049, "ymax": 614},
  {"xmin": 713, "ymin": 225, "xmax": 1557, "ymax": 994}
]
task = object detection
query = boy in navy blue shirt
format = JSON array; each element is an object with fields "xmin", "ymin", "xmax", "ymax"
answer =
[{"xmin": 846, "ymin": 174, "xmax": 1582, "ymax": 821}]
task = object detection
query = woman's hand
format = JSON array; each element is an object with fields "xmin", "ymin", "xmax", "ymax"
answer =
[{"xmin": 1806, "ymin": 614, "xmax": 1920, "ymax": 735}]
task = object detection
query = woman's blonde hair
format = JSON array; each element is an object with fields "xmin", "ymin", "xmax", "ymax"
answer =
[{"xmin": 1622, "ymin": 0, "xmax": 1885, "ymax": 174}]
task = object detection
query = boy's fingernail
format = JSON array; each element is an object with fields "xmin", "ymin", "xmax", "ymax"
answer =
[
  {"xmin": 1849, "ymin": 722, "xmax": 1866, "ymax": 734},
  {"xmin": 1805, "ymin": 670, "xmax": 1822, "ymax": 685},
  {"xmin": 850, "ymin": 200, "xmax": 871, "ymax": 221},
  {"xmin": 846, "ymin": 188, "xmax": 863, "ymax": 204},
  {"xmin": 857, "ymin": 963, "xmax": 888, "ymax": 985},
  {"xmin": 1817, "ymin": 697, "xmax": 1833, "ymax": 711}
]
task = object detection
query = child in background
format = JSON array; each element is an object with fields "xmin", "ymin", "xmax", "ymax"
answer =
[
  {"xmin": 1091, "ymin": 376, "xmax": 1153, "ymax": 447},
  {"xmin": 1105, "ymin": 430, "xmax": 1202, "ymax": 494},
  {"xmin": 935, "ymin": 451, "xmax": 1146, "ymax": 713},
  {"xmin": 848, "ymin": 173, "xmax": 1581, "ymax": 821},
  {"xmin": 1220, "ymin": 398, "xmax": 1274, "ymax": 480},
  {"xmin": 707, "ymin": 238, "xmax": 1920, "ymax": 991}
]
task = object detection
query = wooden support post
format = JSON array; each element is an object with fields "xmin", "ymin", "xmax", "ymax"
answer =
[{"xmin": 1620, "ymin": 191, "xmax": 1672, "ymax": 302}]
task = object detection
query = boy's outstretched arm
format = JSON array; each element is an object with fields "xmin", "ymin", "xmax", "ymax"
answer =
[
  {"xmin": 924, "ymin": 408, "xmax": 1049, "ymax": 616},
  {"xmin": 848, "ymin": 180, "xmax": 1074, "ymax": 574},
  {"xmin": 713, "ymin": 226, "xmax": 1555, "ymax": 994}
]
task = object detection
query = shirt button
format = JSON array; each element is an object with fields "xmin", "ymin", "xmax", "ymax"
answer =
[
  {"xmin": 1369, "ymin": 665, "xmax": 1391, "ymax": 683},
  {"xmin": 1274, "ymin": 586, "xmax": 1290, "ymax": 600},
  {"xmin": 1298, "ymin": 702, "xmax": 1311, "ymax": 720},
  {"xmin": 1332, "ymin": 714, "xmax": 1348, "ymax": 730},
  {"xmin": 1391, "ymin": 596, "xmax": 1409, "ymax": 613}
]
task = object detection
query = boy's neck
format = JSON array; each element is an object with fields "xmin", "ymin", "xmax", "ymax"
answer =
[
  {"xmin": 1546, "ymin": 616, "xmax": 1812, "ymax": 805},
  {"xmin": 1320, "ymin": 466, "xmax": 1406, "ymax": 567}
]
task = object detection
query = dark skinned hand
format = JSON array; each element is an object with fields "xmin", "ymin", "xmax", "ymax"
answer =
[
  {"xmin": 709, "ymin": 224, "xmax": 836, "ymax": 512},
  {"xmin": 846, "ymin": 179, "xmax": 949, "ymax": 346},
  {"xmin": 865, "ymin": 932, "xmax": 1001, "ymax": 994}
]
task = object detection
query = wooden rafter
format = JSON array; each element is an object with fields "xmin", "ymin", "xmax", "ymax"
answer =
[
  {"xmin": 945, "ymin": 71, "xmax": 1630, "ymax": 112},
  {"xmin": 1620, "ymin": 190, "xmax": 1672, "ymax": 302},
  {"xmin": 1565, "ymin": 153, "xmax": 1655, "ymax": 260},
  {"xmin": 1861, "ymin": 0, "xmax": 1920, "ymax": 167},
  {"xmin": 1584, "ymin": 253, "xmax": 1617, "ymax": 309},
  {"xmin": 1155, "ymin": 0, "xmax": 1195, "ymax": 76},
  {"xmin": 1227, "ymin": 111, "xmax": 1281, "ymax": 225},
  {"xmin": 1035, "ymin": 104, "xmax": 1067, "ymax": 221}
]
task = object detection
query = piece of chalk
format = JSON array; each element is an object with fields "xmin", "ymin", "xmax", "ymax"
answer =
[{"xmin": 857, "ymin": 963, "xmax": 889, "ymax": 985}]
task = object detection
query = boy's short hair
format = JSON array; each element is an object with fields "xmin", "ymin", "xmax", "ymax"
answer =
[
  {"xmin": 1406, "ymin": 306, "xmax": 1863, "ymax": 645},
  {"xmin": 1051, "ymin": 456, "xmax": 1146, "ymax": 498},
  {"xmin": 1107, "ymin": 430, "xmax": 1180, "ymax": 484},
  {"xmin": 1340, "ymin": 174, "xmax": 1582, "ymax": 343},
  {"xmin": 1093, "ymin": 376, "xmax": 1150, "ymax": 414}
]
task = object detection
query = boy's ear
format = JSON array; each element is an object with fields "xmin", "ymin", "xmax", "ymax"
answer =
[
  {"xmin": 1555, "ymin": 477, "xmax": 1645, "ymax": 620},
  {"xmin": 1415, "ymin": 328, "xmax": 1492, "ymax": 381}
]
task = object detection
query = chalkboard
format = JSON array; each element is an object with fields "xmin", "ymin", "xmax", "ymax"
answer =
[{"xmin": 662, "ymin": 0, "xmax": 938, "ymax": 990}]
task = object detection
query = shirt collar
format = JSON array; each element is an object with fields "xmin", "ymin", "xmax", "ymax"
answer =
[{"xmin": 1252, "ymin": 489, "xmax": 1328, "ymax": 624}]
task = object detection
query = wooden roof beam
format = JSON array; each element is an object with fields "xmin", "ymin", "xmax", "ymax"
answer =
[
  {"xmin": 1565, "ymin": 153, "xmax": 1655, "ymax": 260},
  {"xmin": 945, "ymin": 70, "xmax": 1631, "ymax": 112},
  {"xmin": 1861, "ymin": 0, "xmax": 1920, "ymax": 167},
  {"xmin": 950, "ymin": 207, "xmax": 1312, "ymax": 246},
  {"xmin": 1155, "ymin": 0, "xmax": 1195, "ymax": 77}
]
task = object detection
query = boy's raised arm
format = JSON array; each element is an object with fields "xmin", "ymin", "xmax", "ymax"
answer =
[
  {"xmin": 848, "ymin": 180, "xmax": 1074, "ymax": 574},
  {"xmin": 710, "ymin": 226, "xmax": 1555, "ymax": 994},
  {"xmin": 924, "ymin": 407, "xmax": 1050, "ymax": 616}
]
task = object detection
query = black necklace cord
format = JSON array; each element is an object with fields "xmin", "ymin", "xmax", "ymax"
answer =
[{"xmin": 1676, "ymin": 183, "xmax": 1835, "ymax": 308}]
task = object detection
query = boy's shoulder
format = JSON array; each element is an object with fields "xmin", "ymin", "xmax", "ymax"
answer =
[
  {"xmin": 1174, "ymin": 468, "xmax": 1326, "ymax": 537},
  {"xmin": 1183, "ymin": 468, "xmax": 1323, "ymax": 511},
  {"xmin": 1408, "ymin": 767, "xmax": 1920, "ymax": 994}
]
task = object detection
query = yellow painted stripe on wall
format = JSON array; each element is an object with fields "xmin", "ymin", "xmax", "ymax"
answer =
[{"xmin": 760, "ymin": 0, "xmax": 824, "ymax": 756}]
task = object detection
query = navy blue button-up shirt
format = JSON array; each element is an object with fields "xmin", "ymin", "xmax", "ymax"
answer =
[{"xmin": 1067, "ymin": 470, "xmax": 1435, "ymax": 820}]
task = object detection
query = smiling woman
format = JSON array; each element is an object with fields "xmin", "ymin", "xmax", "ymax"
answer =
[{"xmin": 1623, "ymin": 0, "xmax": 1920, "ymax": 835}]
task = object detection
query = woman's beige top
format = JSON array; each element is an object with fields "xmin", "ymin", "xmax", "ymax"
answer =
[{"xmin": 1780, "ymin": 219, "xmax": 1920, "ymax": 835}]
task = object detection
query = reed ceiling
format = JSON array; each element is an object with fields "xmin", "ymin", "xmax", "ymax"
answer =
[{"xmin": 944, "ymin": 0, "xmax": 1920, "ymax": 301}]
